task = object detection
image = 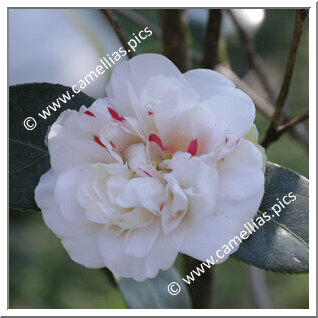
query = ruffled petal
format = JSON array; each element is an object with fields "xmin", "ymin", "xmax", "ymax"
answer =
[
  {"xmin": 35, "ymin": 169, "xmax": 100, "ymax": 237},
  {"xmin": 108, "ymin": 176, "xmax": 165, "ymax": 215},
  {"xmin": 161, "ymin": 174, "xmax": 188, "ymax": 234},
  {"xmin": 48, "ymin": 99, "xmax": 116, "ymax": 173},
  {"xmin": 165, "ymin": 152, "xmax": 219, "ymax": 221},
  {"xmin": 201, "ymin": 87, "xmax": 255, "ymax": 138},
  {"xmin": 123, "ymin": 219, "xmax": 161, "ymax": 258},
  {"xmin": 54, "ymin": 166, "xmax": 90, "ymax": 224},
  {"xmin": 106, "ymin": 53, "xmax": 181, "ymax": 117},
  {"xmin": 98, "ymin": 226, "xmax": 178, "ymax": 281}
]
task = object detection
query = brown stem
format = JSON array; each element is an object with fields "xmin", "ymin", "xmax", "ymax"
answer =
[
  {"xmin": 101, "ymin": 9, "xmax": 134, "ymax": 58},
  {"xmin": 202, "ymin": 10, "xmax": 222, "ymax": 69},
  {"xmin": 184, "ymin": 256, "xmax": 213, "ymax": 308},
  {"xmin": 277, "ymin": 111, "xmax": 309, "ymax": 134},
  {"xmin": 261, "ymin": 9, "xmax": 309, "ymax": 148},
  {"xmin": 260, "ymin": 112, "xmax": 309, "ymax": 146},
  {"xmin": 158, "ymin": 9, "xmax": 191, "ymax": 72}
]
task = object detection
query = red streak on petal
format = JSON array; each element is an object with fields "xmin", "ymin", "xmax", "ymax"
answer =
[
  {"xmin": 139, "ymin": 168, "xmax": 153, "ymax": 178},
  {"xmin": 160, "ymin": 203, "xmax": 164, "ymax": 212},
  {"xmin": 187, "ymin": 138, "xmax": 198, "ymax": 156},
  {"xmin": 149, "ymin": 133, "xmax": 165, "ymax": 151},
  {"xmin": 225, "ymin": 137, "xmax": 229, "ymax": 144},
  {"xmin": 110, "ymin": 140, "xmax": 116, "ymax": 149},
  {"xmin": 148, "ymin": 111, "xmax": 154, "ymax": 115},
  {"xmin": 107, "ymin": 107, "xmax": 125, "ymax": 122},
  {"xmin": 84, "ymin": 110, "xmax": 96, "ymax": 118},
  {"xmin": 236, "ymin": 138, "xmax": 240, "ymax": 145},
  {"xmin": 94, "ymin": 135, "xmax": 106, "ymax": 148}
]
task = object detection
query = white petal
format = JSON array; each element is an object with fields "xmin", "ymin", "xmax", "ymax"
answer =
[
  {"xmin": 106, "ymin": 53, "xmax": 181, "ymax": 117},
  {"xmin": 123, "ymin": 220, "xmax": 160, "ymax": 258},
  {"xmin": 35, "ymin": 169, "xmax": 100, "ymax": 237},
  {"xmin": 76, "ymin": 164, "xmax": 118, "ymax": 224},
  {"xmin": 48, "ymin": 105, "xmax": 115, "ymax": 173},
  {"xmin": 161, "ymin": 174, "xmax": 188, "ymax": 234},
  {"xmin": 62, "ymin": 233, "xmax": 104, "ymax": 268},
  {"xmin": 35, "ymin": 169, "xmax": 57, "ymax": 209},
  {"xmin": 177, "ymin": 140, "xmax": 264, "ymax": 261},
  {"xmin": 201, "ymin": 87, "xmax": 255, "ymax": 137},
  {"xmin": 54, "ymin": 167, "xmax": 90, "ymax": 224},
  {"xmin": 125, "ymin": 143, "xmax": 160, "ymax": 179},
  {"xmin": 98, "ymin": 123, "xmax": 142, "ymax": 164},
  {"xmin": 138, "ymin": 75, "xmax": 189, "ymax": 133},
  {"xmin": 157, "ymin": 104, "xmax": 225, "ymax": 156},
  {"xmin": 153, "ymin": 86, "xmax": 199, "ymax": 140},
  {"xmin": 116, "ymin": 207, "xmax": 155, "ymax": 230},
  {"xmin": 216, "ymin": 139, "xmax": 264, "ymax": 208},
  {"xmin": 245, "ymin": 123, "xmax": 259, "ymax": 144},
  {"xmin": 167, "ymin": 152, "xmax": 219, "ymax": 221},
  {"xmin": 108, "ymin": 176, "xmax": 165, "ymax": 214},
  {"xmin": 144, "ymin": 233, "xmax": 179, "ymax": 278},
  {"xmin": 177, "ymin": 209, "xmax": 253, "ymax": 261},
  {"xmin": 98, "ymin": 228, "xmax": 178, "ymax": 281},
  {"xmin": 183, "ymin": 68, "xmax": 235, "ymax": 100}
]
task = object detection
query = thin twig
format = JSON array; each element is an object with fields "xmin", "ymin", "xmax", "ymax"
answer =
[
  {"xmin": 228, "ymin": 9, "xmax": 276, "ymax": 102},
  {"xmin": 101, "ymin": 9, "xmax": 134, "ymax": 58},
  {"xmin": 277, "ymin": 111, "xmax": 309, "ymax": 134},
  {"xmin": 202, "ymin": 10, "xmax": 222, "ymax": 69},
  {"xmin": 261, "ymin": 9, "xmax": 309, "ymax": 148},
  {"xmin": 158, "ymin": 9, "xmax": 191, "ymax": 72}
]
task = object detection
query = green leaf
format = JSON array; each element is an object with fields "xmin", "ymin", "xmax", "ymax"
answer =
[
  {"xmin": 233, "ymin": 162, "xmax": 309, "ymax": 273},
  {"xmin": 9, "ymin": 83, "xmax": 94, "ymax": 210},
  {"xmin": 117, "ymin": 267, "xmax": 192, "ymax": 308}
]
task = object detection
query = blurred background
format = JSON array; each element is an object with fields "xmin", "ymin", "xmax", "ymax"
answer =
[{"xmin": 9, "ymin": 8, "xmax": 309, "ymax": 309}]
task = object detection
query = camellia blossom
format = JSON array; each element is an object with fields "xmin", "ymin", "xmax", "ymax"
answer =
[{"xmin": 35, "ymin": 53, "xmax": 265, "ymax": 281}]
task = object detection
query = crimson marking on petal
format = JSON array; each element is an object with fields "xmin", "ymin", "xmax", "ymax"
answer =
[
  {"xmin": 148, "ymin": 111, "xmax": 154, "ymax": 116},
  {"xmin": 236, "ymin": 138, "xmax": 240, "ymax": 145},
  {"xmin": 107, "ymin": 107, "xmax": 125, "ymax": 122},
  {"xmin": 225, "ymin": 137, "xmax": 229, "ymax": 144},
  {"xmin": 84, "ymin": 110, "xmax": 96, "ymax": 118},
  {"xmin": 139, "ymin": 168, "xmax": 153, "ymax": 178},
  {"xmin": 187, "ymin": 138, "xmax": 198, "ymax": 156},
  {"xmin": 149, "ymin": 133, "xmax": 165, "ymax": 151},
  {"xmin": 94, "ymin": 135, "xmax": 106, "ymax": 148},
  {"xmin": 110, "ymin": 140, "xmax": 116, "ymax": 149}
]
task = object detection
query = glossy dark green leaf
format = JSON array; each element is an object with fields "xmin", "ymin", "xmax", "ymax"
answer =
[
  {"xmin": 233, "ymin": 162, "xmax": 309, "ymax": 273},
  {"xmin": 9, "ymin": 83, "xmax": 94, "ymax": 210},
  {"xmin": 117, "ymin": 267, "xmax": 192, "ymax": 308}
]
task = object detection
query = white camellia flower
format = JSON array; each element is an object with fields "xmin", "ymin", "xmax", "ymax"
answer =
[{"xmin": 35, "ymin": 53, "xmax": 265, "ymax": 281}]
